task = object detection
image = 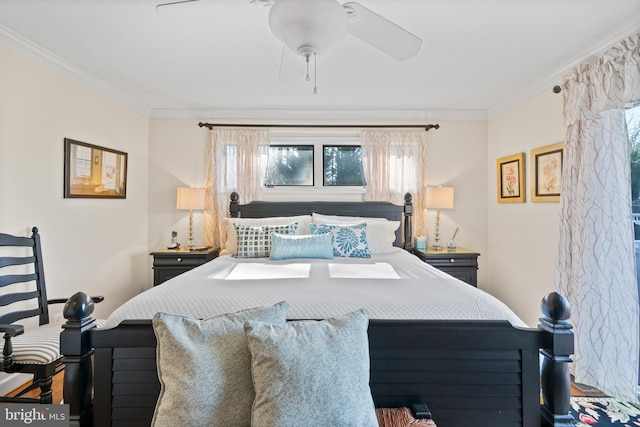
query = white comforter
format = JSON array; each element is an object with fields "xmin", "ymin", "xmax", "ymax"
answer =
[{"xmin": 105, "ymin": 249, "xmax": 524, "ymax": 328}]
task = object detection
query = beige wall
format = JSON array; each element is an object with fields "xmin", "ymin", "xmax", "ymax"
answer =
[
  {"xmin": 148, "ymin": 119, "xmax": 209, "ymax": 253},
  {"xmin": 147, "ymin": 119, "xmax": 491, "ymax": 287},
  {"xmin": 0, "ymin": 35, "xmax": 565, "ymax": 392},
  {"xmin": 487, "ymin": 90, "xmax": 565, "ymax": 326},
  {"xmin": 426, "ymin": 119, "xmax": 489, "ymax": 285},
  {"xmin": 0, "ymin": 44, "xmax": 150, "ymax": 321}
]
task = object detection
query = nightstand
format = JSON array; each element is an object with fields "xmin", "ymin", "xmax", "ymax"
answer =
[
  {"xmin": 413, "ymin": 247, "xmax": 480, "ymax": 287},
  {"xmin": 150, "ymin": 247, "xmax": 219, "ymax": 286}
]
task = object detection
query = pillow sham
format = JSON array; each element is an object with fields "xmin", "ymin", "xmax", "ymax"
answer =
[
  {"xmin": 151, "ymin": 301, "xmax": 288, "ymax": 427},
  {"xmin": 235, "ymin": 222, "xmax": 298, "ymax": 258},
  {"xmin": 269, "ymin": 232, "xmax": 334, "ymax": 260},
  {"xmin": 244, "ymin": 309, "xmax": 378, "ymax": 427},
  {"xmin": 312, "ymin": 212, "xmax": 389, "ymax": 223},
  {"xmin": 220, "ymin": 215, "xmax": 312, "ymax": 255},
  {"xmin": 310, "ymin": 222, "xmax": 372, "ymax": 258},
  {"xmin": 313, "ymin": 217, "xmax": 400, "ymax": 254}
]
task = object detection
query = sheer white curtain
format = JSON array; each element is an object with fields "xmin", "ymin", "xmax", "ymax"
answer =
[
  {"xmin": 360, "ymin": 130, "xmax": 428, "ymax": 237},
  {"xmin": 204, "ymin": 128, "xmax": 270, "ymax": 248},
  {"xmin": 557, "ymin": 33, "xmax": 640, "ymax": 401}
]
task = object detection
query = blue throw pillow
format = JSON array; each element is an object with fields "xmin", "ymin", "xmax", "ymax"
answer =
[
  {"xmin": 269, "ymin": 232, "xmax": 334, "ymax": 260},
  {"xmin": 310, "ymin": 222, "xmax": 371, "ymax": 258}
]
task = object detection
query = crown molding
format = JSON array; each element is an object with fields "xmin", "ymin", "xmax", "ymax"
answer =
[
  {"xmin": 486, "ymin": 23, "xmax": 640, "ymax": 118},
  {"xmin": 0, "ymin": 24, "xmax": 151, "ymax": 117},
  {"xmin": 0, "ymin": 24, "xmax": 487, "ymax": 122}
]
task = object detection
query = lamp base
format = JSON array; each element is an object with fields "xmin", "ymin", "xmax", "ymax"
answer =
[
  {"xmin": 187, "ymin": 209, "xmax": 194, "ymax": 250},
  {"xmin": 431, "ymin": 208, "xmax": 441, "ymax": 251}
]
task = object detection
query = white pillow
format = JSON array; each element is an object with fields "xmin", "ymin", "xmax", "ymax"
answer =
[
  {"xmin": 312, "ymin": 212, "xmax": 388, "ymax": 223},
  {"xmin": 313, "ymin": 215, "xmax": 400, "ymax": 254},
  {"xmin": 220, "ymin": 215, "xmax": 312, "ymax": 255}
]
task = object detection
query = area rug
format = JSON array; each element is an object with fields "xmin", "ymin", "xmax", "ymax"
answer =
[{"xmin": 571, "ymin": 397, "xmax": 640, "ymax": 426}]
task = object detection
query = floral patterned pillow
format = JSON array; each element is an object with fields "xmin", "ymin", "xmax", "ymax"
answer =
[{"xmin": 310, "ymin": 222, "xmax": 371, "ymax": 258}]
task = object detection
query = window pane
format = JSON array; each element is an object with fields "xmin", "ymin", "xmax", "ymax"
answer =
[
  {"xmin": 629, "ymin": 105, "xmax": 640, "ymax": 240},
  {"xmin": 265, "ymin": 146, "xmax": 314, "ymax": 186},
  {"xmin": 628, "ymin": 104, "xmax": 640, "ymax": 384},
  {"xmin": 323, "ymin": 146, "xmax": 366, "ymax": 186},
  {"xmin": 74, "ymin": 146, "xmax": 92, "ymax": 178}
]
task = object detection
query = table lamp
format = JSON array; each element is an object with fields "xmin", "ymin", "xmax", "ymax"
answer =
[
  {"xmin": 426, "ymin": 186, "xmax": 454, "ymax": 250},
  {"xmin": 176, "ymin": 187, "xmax": 205, "ymax": 250}
]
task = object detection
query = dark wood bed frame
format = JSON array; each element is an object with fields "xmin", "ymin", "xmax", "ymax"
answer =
[{"xmin": 60, "ymin": 193, "xmax": 574, "ymax": 427}]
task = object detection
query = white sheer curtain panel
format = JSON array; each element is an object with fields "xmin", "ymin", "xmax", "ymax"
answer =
[
  {"xmin": 204, "ymin": 128, "xmax": 271, "ymax": 248},
  {"xmin": 360, "ymin": 130, "xmax": 428, "ymax": 237},
  {"xmin": 557, "ymin": 33, "xmax": 640, "ymax": 401}
]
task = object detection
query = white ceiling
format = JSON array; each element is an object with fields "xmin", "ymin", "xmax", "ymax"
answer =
[{"xmin": 0, "ymin": 0, "xmax": 639, "ymax": 120}]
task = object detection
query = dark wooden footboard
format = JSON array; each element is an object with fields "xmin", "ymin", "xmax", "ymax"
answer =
[{"xmin": 60, "ymin": 292, "xmax": 574, "ymax": 427}]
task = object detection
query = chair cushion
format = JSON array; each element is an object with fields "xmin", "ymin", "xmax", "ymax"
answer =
[
  {"xmin": 3, "ymin": 324, "xmax": 62, "ymax": 365},
  {"xmin": 1, "ymin": 319, "xmax": 106, "ymax": 365}
]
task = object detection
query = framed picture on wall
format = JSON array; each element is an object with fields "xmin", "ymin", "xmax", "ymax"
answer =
[
  {"xmin": 496, "ymin": 152, "xmax": 525, "ymax": 203},
  {"xmin": 530, "ymin": 142, "xmax": 564, "ymax": 202},
  {"xmin": 64, "ymin": 138, "xmax": 128, "ymax": 199}
]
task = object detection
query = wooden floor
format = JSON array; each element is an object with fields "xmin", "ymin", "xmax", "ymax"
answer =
[
  {"xmin": 4, "ymin": 370, "xmax": 64, "ymax": 404},
  {"xmin": 571, "ymin": 382, "xmax": 606, "ymax": 397}
]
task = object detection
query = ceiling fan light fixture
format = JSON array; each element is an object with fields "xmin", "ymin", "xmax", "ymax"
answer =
[{"xmin": 268, "ymin": 0, "xmax": 349, "ymax": 56}]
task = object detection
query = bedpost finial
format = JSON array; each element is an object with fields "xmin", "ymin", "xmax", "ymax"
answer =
[
  {"xmin": 230, "ymin": 192, "xmax": 239, "ymax": 203},
  {"xmin": 404, "ymin": 193, "xmax": 412, "ymax": 204},
  {"xmin": 63, "ymin": 292, "xmax": 95, "ymax": 322},
  {"xmin": 541, "ymin": 292, "xmax": 570, "ymax": 321}
]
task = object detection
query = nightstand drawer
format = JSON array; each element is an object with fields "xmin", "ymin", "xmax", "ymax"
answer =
[
  {"xmin": 413, "ymin": 247, "xmax": 480, "ymax": 287},
  {"xmin": 150, "ymin": 247, "xmax": 219, "ymax": 286},
  {"xmin": 152, "ymin": 255, "xmax": 209, "ymax": 268},
  {"xmin": 423, "ymin": 256, "xmax": 477, "ymax": 269},
  {"xmin": 436, "ymin": 268, "xmax": 476, "ymax": 285}
]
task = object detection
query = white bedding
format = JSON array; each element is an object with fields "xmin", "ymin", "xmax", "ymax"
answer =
[{"xmin": 105, "ymin": 249, "xmax": 524, "ymax": 328}]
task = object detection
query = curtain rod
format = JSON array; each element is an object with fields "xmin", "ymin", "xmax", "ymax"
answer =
[{"xmin": 198, "ymin": 122, "xmax": 440, "ymax": 131}]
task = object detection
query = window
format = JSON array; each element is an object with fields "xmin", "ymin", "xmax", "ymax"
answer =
[
  {"xmin": 264, "ymin": 137, "xmax": 365, "ymax": 189},
  {"xmin": 629, "ymin": 103, "xmax": 640, "ymax": 289},
  {"xmin": 628, "ymin": 104, "xmax": 640, "ymax": 239},
  {"xmin": 323, "ymin": 146, "xmax": 365, "ymax": 186},
  {"xmin": 265, "ymin": 145, "xmax": 314, "ymax": 186},
  {"xmin": 74, "ymin": 145, "xmax": 92, "ymax": 178}
]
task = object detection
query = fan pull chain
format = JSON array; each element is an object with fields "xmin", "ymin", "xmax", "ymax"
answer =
[
  {"xmin": 305, "ymin": 55, "xmax": 310, "ymax": 82},
  {"xmin": 313, "ymin": 53, "xmax": 318, "ymax": 95}
]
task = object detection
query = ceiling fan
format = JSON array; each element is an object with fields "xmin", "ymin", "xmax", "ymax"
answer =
[{"xmin": 156, "ymin": 0, "xmax": 423, "ymax": 93}]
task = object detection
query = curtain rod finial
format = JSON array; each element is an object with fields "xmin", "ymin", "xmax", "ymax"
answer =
[{"xmin": 553, "ymin": 85, "xmax": 562, "ymax": 94}]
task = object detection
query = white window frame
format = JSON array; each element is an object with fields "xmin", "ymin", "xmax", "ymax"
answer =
[{"xmin": 262, "ymin": 133, "xmax": 365, "ymax": 201}]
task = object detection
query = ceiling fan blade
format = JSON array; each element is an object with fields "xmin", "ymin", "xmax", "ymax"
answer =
[
  {"xmin": 278, "ymin": 45, "xmax": 305, "ymax": 81},
  {"xmin": 156, "ymin": 0, "xmax": 206, "ymax": 18},
  {"xmin": 343, "ymin": 2, "xmax": 422, "ymax": 61}
]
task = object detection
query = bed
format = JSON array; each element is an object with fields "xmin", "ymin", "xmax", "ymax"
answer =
[{"xmin": 60, "ymin": 193, "xmax": 574, "ymax": 427}]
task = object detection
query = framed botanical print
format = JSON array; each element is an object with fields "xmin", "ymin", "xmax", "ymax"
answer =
[
  {"xmin": 496, "ymin": 153, "xmax": 525, "ymax": 203},
  {"xmin": 530, "ymin": 142, "xmax": 564, "ymax": 202}
]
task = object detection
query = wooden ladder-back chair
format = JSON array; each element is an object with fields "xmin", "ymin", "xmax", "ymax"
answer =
[{"xmin": 0, "ymin": 227, "xmax": 103, "ymax": 403}]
